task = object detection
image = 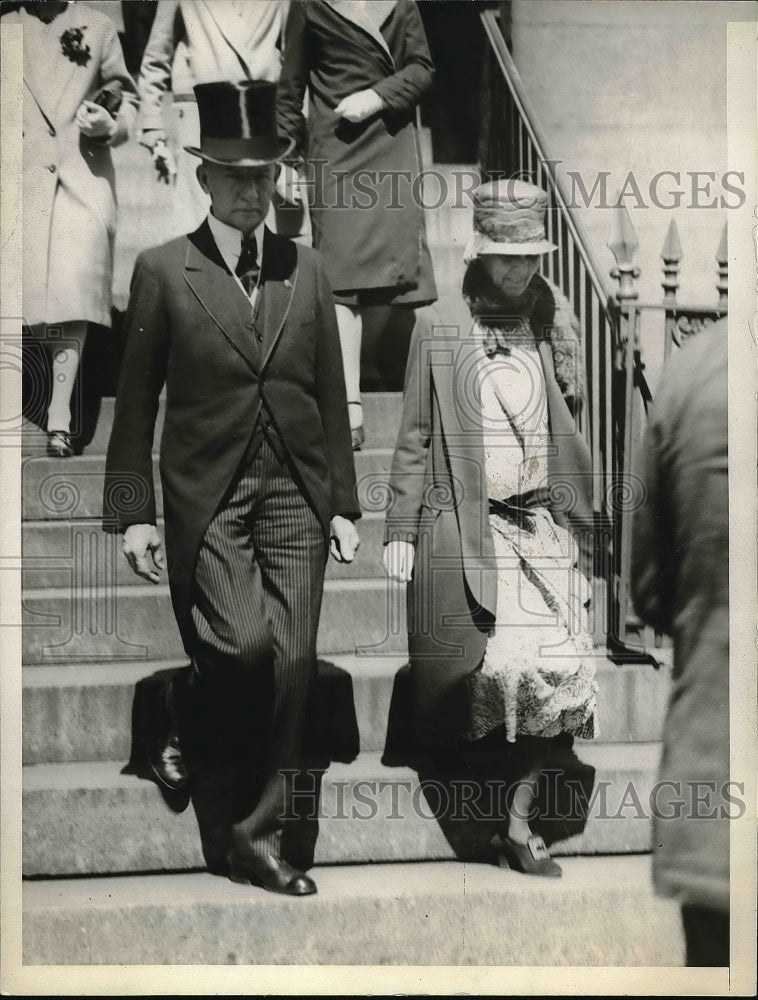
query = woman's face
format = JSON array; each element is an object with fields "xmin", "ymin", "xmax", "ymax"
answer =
[{"xmin": 479, "ymin": 254, "xmax": 540, "ymax": 297}]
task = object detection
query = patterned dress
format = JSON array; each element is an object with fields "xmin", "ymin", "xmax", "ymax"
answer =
[{"xmin": 464, "ymin": 326, "xmax": 598, "ymax": 743}]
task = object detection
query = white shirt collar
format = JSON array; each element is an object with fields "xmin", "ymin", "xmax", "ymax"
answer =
[{"xmin": 206, "ymin": 211, "xmax": 266, "ymax": 290}]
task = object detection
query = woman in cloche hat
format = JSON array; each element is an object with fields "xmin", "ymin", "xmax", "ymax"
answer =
[{"xmin": 383, "ymin": 180, "xmax": 598, "ymax": 877}]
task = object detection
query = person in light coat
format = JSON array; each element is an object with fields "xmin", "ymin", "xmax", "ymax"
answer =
[
  {"xmin": 11, "ymin": 0, "xmax": 137, "ymax": 456},
  {"xmin": 137, "ymin": 0, "xmax": 294, "ymax": 238}
]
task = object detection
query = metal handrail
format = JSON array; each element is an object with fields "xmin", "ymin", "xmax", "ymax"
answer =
[{"xmin": 480, "ymin": 10, "xmax": 614, "ymax": 308}]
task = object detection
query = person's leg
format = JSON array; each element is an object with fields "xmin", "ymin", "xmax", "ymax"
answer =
[
  {"xmin": 228, "ymin": 438, "xmax": 327, "ymax": 866},
  {"xmin": 334, "ymin": 303, "xmax": 364, "ymax": 449},
  {"xmin": 371, "ymin": 304, "xmax": 417, "ymax": 391},
  {"xmin": 46, "ymin": 320, "xmax": 87, "ymax": 455},
  {"xmin": 187, "ymin": 439, "xmax": 276, "ymax": 873},
  {"xmin": 497, "ymin": 736, "xmax": 562, "ymax": 876},
  {"xmin": 46, "ymin": 319, "xmax": 87, "ymax": 431},
  {"xmin": 681, "ymin": 905, "xmax": 730, "ymax": 966},
  {"xmin": 505, "ymin": 736, "xmax": 541, "ymax": 845}
]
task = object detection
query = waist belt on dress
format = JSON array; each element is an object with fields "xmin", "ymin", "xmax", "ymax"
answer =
[{"xmin": 489, "ymin": 489, "xmax": 551, "ymax": 533}]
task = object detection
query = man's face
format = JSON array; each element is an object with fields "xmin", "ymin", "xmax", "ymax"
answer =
[
  {"xmin": 480, "ymin": 254, "xmax": 541, "ymax": 297},
  {"xmin": 197, "ymin": 161, "xmax": 276, "ymax": 233}
]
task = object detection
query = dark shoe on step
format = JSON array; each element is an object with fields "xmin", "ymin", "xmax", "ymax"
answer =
[
  {"xmin": 46, "ymin": 430, "xmax": 73, "ymax": 458},
  {"xmin": 228, "ymin": 854, "xmax": 317, "ymax": 896},
  {"xmin": 148, "ymin": 729, "xmax": 188, "ymax": 791},
  {"xmin": 147, "ymin": 678, "xmax": 188, "ymax": 791},
  {"xmin": 494, "ymin": 834, "xmax": 562, "ymax": 877}
]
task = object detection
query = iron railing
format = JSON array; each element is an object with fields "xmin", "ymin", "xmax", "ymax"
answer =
[{"xmin": 478, "ymin": 9, "xmax": 728, "ymax": 655}]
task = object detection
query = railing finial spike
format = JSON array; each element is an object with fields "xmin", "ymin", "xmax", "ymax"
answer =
[
  {"xmin": 608, "ymin": 200, "xmax": 640, "ymax": 300},
  {"xmin": 661, "ymin": 220, "xmax": 682, "ymax": 305},
  {"xmin": 661, "ymin": 219, "xmax": 682, "ymax": 262}
]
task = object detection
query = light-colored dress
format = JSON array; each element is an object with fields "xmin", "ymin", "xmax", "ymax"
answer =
[{"xmin": 465, "ymin": 329, "xmax": 598, "ymax": 743}]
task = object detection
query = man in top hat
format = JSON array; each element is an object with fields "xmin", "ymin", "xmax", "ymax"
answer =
[{"xmin": 104, "ymin": 79, "xmax": 359, "ymax": 896}]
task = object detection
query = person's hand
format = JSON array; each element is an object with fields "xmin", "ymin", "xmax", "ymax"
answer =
[
  {"xmin": 334, "ymin": 89, "xmax": 384, "ymax": 123},
  {"xmin": 75, "ymin": 100, "xmax": 117, "ymax": 139},
  {"xmin": 122, "ymin": 523, "xmax": 164, "ymax": 583},
  {"xmin": 139, "ymin": 128, "xmax": 167, "ymax": 151},
  {"xmin": 383, "ymin": 540, "xmax": 415, "ymax": 582},
  {"xmin": 275, "ymin": 163, "xmax": 302, "ymax": 205},
  {"xmin": 330, "ymin": 516, "xmax": 360, "ymax": 563},
  {"xmin": 151, "ymin": 139, "xmax": 177, "ymax": 184}
]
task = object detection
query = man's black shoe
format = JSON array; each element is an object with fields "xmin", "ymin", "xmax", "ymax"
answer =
[
  {"xmin": 147, "ymin": 676, "xmax": 188, "ymax": 791},
  {"xmin": 228, "ymin": 854, "xmax": 317, "ymax": 896},
  {"xmin": 148, "ymin": 729, "xmax": 188, "ymax": 790}
]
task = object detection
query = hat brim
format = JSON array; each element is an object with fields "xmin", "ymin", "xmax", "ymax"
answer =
[
  {"xmin": 471, "ymin": 238, "xmax": 557, "ymax": 256},
  {"xmin": 185, "ymin": 136, "xmax": 295, "ymax": 167},
  {"xmin": 463, "ymin": 232, "xmax": 557, "ymax": 265}
]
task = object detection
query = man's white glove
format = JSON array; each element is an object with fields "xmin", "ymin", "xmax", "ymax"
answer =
[
  {"xmin": 123, "ymin": 524, "xmax": 164, "ymax": 583},
  {"xmin": 330, "ymin": 516, "xmax": 360, "ymax": 563},
  {"xmin": 383, "ymin": 540, "xmax": 415, "ymax": 582}
]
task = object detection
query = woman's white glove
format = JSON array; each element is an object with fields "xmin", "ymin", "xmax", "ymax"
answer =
[
  {"xmin": 75, "ymin": 100, "xmax": 117, "ymax": 139},
  {"xmin": 383, "ymin": 540, "xmax": 415, "ymax": 583},
  {"xmin": 334, "ymin": 89, "xmax": 384, "ymax": 123},
  {"xmin": 275, "ymin": 163, "xmax": 302, "ymax": 205}
]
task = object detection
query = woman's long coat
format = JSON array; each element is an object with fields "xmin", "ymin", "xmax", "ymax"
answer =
[
  {"xmin": 384, "ymin": 300, "xmax": 594, "ymax": 749},
  {"xmin": 11, "ymin": 3, "xmax": 137, "ymax": 327},
  {"xmin": 277, "ymin": 0, "xmax": 437, "ymax": 302}
]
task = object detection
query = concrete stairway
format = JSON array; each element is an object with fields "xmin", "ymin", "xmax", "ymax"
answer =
[
  {"xmin": 25, "ymin": 858, "xmax": 682, "ymax": 966},
  {"xmin": 20, "ymin": 145, "xmax": 678, "ymax": 965}
]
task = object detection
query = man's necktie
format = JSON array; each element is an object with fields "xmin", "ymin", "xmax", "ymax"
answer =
[{"xmin": 236, "ymin": 235, "xmax": 260, "ymax": 297}]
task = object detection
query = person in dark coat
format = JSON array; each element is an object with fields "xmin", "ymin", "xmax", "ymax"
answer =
[
  {"xmin": 632, "ymin": 319, "xmax": 729, "ymax": 966},
  {"xmin": 103, "ymin": 81, "xmax": 360, "ymax": 897},
  {"xmin": 277, "ymin": 0, "xmax": 438, "ymax": 448},
  {"xmin": 383, "ymin": 181, "xmax": 597, "ymax": 877}
]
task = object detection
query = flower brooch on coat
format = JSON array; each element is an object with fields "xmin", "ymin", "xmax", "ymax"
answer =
[{"xmin": 60, "ymin": 26, "xmax": 91, "ymax": 67}]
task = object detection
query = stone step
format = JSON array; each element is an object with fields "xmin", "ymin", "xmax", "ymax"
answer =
[
  {"xmin": 21, "ymin": 578, "xmax": 408, "ymax": 663},
  {"xmin": 20, "ymin": 392, "xmax": 404, "ymax": 458},
  {"xmin": 22, "ymin": 656, "xmax": 670, "ymax": 765},
  {"xmin": 22, "ymin": 856, "xmax": 683, "ymax": 966},
  {"xmin": 22, "ymin": 745, "xmax": 661, "ymax": 877},
  {"xmin": 21, "ymin": 512, "xmax": 388, "ymax": 588},
  {"xmin": 21, "ymin": 449, "xmax": 394, "ymax": 521}
]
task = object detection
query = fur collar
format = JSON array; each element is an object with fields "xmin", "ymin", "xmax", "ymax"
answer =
[{"xmin": 463, "ymin": 266, "xmax": 584, "ymax": 404}]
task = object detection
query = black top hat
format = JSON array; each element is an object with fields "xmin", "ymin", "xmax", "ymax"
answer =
[{"xmin": 185, "ymin": 80, "xmax": 293, "ymax": 167}]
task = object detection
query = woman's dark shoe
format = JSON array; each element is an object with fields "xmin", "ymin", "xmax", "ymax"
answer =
[
  {"xmin": 228, "ymin": 854, "xmax": 317, "ymax": 896},
  {"xmin": 348, "ymin": 401, "xmax": 365, "ymax": 451},
  {"xmin": 46, "ymin": 430, "xmax": 73, "ymax": 458},
  {"xmin": 494, "ymin": 833, "xmax": 563, "ymax": 877}
]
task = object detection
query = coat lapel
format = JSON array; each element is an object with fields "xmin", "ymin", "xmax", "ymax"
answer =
[
  {"xmin": 18, "ymin": 7, "xmax": 68, "ymax": 126},
  {"xmin": 183, "ymin": 221, "xmax": 260, "ymax": 373},
  {"xmin": 260, "ymin": 228, "xmax": 298, "ymax": 371},
  {"xmin": 430, "ymin": 328, "xmax": 488, "ymax": 520},
  {"xmin": 44, "ymin": 4, "xmax": 90, "ymax": 121},
  {"xmin": 196, "ymin": 0, "xmax": 269, "ymax": 76},
  {"xmin": 322, "ymin": 1, "xmax": 396, "ymax": 67}
]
